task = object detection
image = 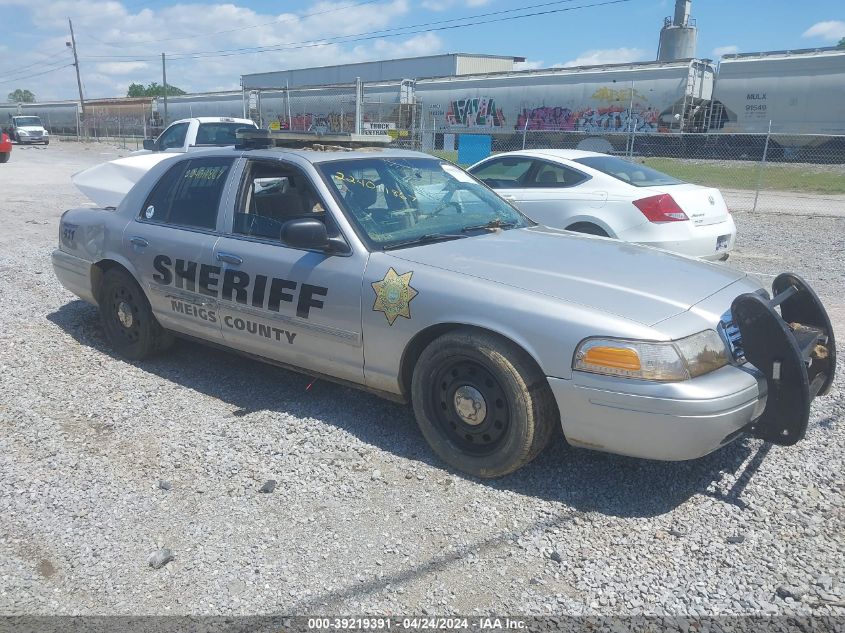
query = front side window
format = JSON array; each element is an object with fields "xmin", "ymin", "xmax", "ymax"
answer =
[
  {"xmin": 234, "ymin": 161, "xmax": 333, "ymax": 242},
  {"xmin": 157, "ymin": 122, "xmax": 189, "ymax": 150},
  {"xmin": 527, "ymin": 161, "xmax": 590, "ymax": 188},
  {"xmin": 469, "ymin": 157, "xmax": 533, "ymax": 188},
  {"xmin": 318, "ymin": 157, "xmax": 532, "ymax": 249},
  {"xmin": 140, "ymin": 157, "xmax": 233, "ymax": 230},
  {"xmin": 574, "ymin": 155, "xmax": 683, "ymax": 187}
]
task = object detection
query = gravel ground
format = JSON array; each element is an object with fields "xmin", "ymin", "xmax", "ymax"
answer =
[{"xmin": 0, "ymin": 141, "xmax": 843, "ymax": 618}]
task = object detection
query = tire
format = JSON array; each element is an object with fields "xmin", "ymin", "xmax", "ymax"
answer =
[
  {"xmin": 0, "ymin": 152, "xmax": 8, "ymax": 164},
  {"xmin": 566, "ymin": 222, "xmax": 609, "ymax": 237},
  {"xmin": 98, "ymin": 267, "xmax": 173, "ymax": 360},
  {"xmin": 44, "ymin": 139, "xmax": 50, "ymax": 146},
  {"xmin": 411, "ymin": 329, "xmax": 557, "ymax": 478}
]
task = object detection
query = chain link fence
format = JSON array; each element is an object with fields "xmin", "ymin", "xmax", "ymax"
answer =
[{"xmin": 420, "ymin": 117, "xmax": 845, "ymax": 215}]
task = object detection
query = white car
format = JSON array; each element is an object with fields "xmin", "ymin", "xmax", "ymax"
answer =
[{"xmin": 468, "ymin": 150, "xmax": 736, "ymax": 261}]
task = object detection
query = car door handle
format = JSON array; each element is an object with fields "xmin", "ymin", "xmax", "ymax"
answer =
[
  {"xmin": 129, "ymin": 236, "xmax": 149, "ymax": 247},
  {"xmin": 500, "ymin": 194, "xmax": 516, "ymax": 201},
  {"xmin": 217, "ymin": 252, "xmax": 243, "ymax": 265}
]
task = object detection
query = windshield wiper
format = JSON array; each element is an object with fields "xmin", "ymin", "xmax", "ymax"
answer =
[
  {"xmin": 383, "ymin": 233, "xmax": 468, "ymax": 250},
  {"xmin": 461, "ymin": 219, "xmax": 518, "ymax": 233}
]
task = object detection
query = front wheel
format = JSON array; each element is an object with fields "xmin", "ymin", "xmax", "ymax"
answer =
[
  {"xmin": 411, "ymin": 329, "xmax": 557, "ymax": 478},
  {"xmin": 0, "ymin": 152, "xmax": 8, "ymax": 163},
  {"xmin": 98, "ymin": 268, "xmax": 173, "ymax": 360}
]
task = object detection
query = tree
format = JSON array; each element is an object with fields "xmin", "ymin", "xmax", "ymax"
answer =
[
  {"xmin": 838, "ymin": 37, "xmax": 845, "ymax": 48},
  {"xmin": 7, "ymin": 89, "xmax": 36, "ymax": 103},
  {"xmin": 127, "ymin": 82, "xmax": 186, "ymax": 97}
]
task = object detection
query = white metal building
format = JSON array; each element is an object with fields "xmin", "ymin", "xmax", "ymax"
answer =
[{"xmin": 240, "ymin": 53, "xmax": 524, "ymax": 89}]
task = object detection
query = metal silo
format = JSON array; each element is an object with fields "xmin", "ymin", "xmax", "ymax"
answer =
[{"xmin": 657, "ymin": 0, "xmax": 698, "ymax": 61}]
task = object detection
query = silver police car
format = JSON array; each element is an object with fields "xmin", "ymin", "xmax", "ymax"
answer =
[{"xmin": 52, "ymin": 135, "xmax": 836, "ymax": 477}]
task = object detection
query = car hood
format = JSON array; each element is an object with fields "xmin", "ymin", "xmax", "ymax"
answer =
[
  {"xmin": 18, "ymin": 126, "xmax": 45, "ymax": 132},
  {"xmin": 389, "ymin": 225, "xmax": 747, "ymax": 326}
]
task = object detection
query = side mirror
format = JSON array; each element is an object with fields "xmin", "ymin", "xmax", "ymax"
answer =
[
  {"xmin": 281, "ymin": 218, "xmax": 331, "ymax": 251},
  {"xmin": 143, "ymin": 139, "xmax": 158, "ymax": 151}
]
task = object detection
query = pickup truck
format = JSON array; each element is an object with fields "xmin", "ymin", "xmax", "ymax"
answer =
[
  {"xmin": 3, "ymin": 115, "xmax": 49, "ymax": 145},
  {"xmin": 136, "ymin": 117, "xmax": 257, "ymax": 154}
]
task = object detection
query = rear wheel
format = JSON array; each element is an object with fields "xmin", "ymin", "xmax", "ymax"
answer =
[
  {"xmin": 411, "ymin": 329, "xmax": 557, "ymax": 478},
  {"xmin": 566, "ymin": 222, "xmax": 609, "ymax": 237},
  {"xmin": 98, "ymin": 268, "xmax": 173, "ymax": 360},
  {"xmin": 0, "ymin": 152, "xmax": 8, "ymax": 163}
]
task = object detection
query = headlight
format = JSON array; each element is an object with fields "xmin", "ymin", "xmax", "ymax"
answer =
[
  {"xmin": 19, "ymin": 130, "xmax": 29, "ymax": 136},
  {"xmin": 573, "ymin": 330, "xmax": 729, "ymax": 381}
]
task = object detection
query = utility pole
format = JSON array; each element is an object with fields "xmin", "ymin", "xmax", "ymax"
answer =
[
  {"xmin": 67, "ymin": 19, "xmax": 85, "ymax": 125},
  {"xmin": 161, "ymin": 53, "xmax": 168, "ymax": 127}
]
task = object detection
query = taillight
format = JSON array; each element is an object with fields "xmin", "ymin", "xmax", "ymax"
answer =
[{"xmin": 633, "ymin": 194, "xmax": 689, "ymax": 223}]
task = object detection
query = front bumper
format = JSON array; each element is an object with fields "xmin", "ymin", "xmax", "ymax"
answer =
[
  {"xmin": 550, "ymin": 272, "xmax": 835, "ymax": 461},
  {"xmin": 549, "ymin": 364, "xmax": 767, "ymax": 461}
]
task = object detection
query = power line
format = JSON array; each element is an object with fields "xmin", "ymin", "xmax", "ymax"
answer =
[
  {"xmin": 83, "ymin": 0, "xmax": 381, "ymax": 47},
  {"xmin": 0, "ymin": 64, "xmax": 74, "ymax": 88},
  {"xmin": 79, "ymin": 0, "xmax": 630, "ymax": 62},
  {"xmin": 174, "ymin": 0, "xmax": 634, "ymax": 61},
  {"xmin": 0, "ymin": 49, "xmax": 69, "ymax": 77},
  {"xmin": 82, "ymin": 0, "xmax": 584, "ymax": 58}
]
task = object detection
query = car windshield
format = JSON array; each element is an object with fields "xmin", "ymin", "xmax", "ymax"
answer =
[
  {"xmin": 574, "ymin": 155, "xmax": 683, "ymax": 187},
  {"xmin": 15, "ymin": 117, "xmax": 42, "ymax": 127},
  {"xmin": 318, "ymin": 157, "xmax": 532, "ymax": 249}
]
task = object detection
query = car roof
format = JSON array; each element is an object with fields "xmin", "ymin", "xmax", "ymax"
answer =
[
  {"xmin": 171, "ymin": 117, "xmax": 256, "ymax": 125},
  {"xmin": 183, "ymin": 145, "xmax": 435, "ymax": 164},
  {"xmin": 503, "ymin": 149, "xmax": 609, "ymax": 161}
]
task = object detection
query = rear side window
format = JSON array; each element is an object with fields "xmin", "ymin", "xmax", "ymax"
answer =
[
  {"xmin": 195, "ymin": 122, "xmax": 254, "ymax": 145},
  {"xmin": 527, "ymin": 161, "xmax": 590, "ymax": 188},
  {"xmin": 140, "ymin": 157, "xmax": 234, "ymax": 230},
  {"xmin": 574, "ymin": 155, "xmax": 682, "ymax": 187},
  {"xmin": 469, "ymin": 157, "xmax": 532, "ymax": 188},
  {"xmin": 157, "ymin": 122, "xmax": 189, "ymax": 150}
]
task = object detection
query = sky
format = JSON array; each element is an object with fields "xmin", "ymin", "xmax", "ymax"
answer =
[{"xmin": 0, "ymin": 0, "xmax": 843, "ymax": 101}]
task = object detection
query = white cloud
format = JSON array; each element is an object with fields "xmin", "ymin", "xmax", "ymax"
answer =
[
  {"xmin": 421, "ymin": 0, "xmax": 490, "ymax": 10},
  {"xmin": 1, "ymin": 0, "xmax": 442, "ymax": 100},
  {"xmin": 94, "ymin": 61, "xmax": 149, "ymax": 75},
  {"xmin": 560, "ymin": 47, "xmax": 648, "ymax": 68},
  {"xmin": 513, "ymin": 59, "xmax": 544, "ymax": 70},
  {"xmin": 712, "ymin": 45, "xmax": 739, "ymax": 57},
  {"xmin": 802, "ymin": 20, "xmax": 845, "ymax": 41}
]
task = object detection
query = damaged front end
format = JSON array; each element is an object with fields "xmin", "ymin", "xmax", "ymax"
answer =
[{"xmin": 728, "ymin": 273, "xmax": 836, "ymax": 445}]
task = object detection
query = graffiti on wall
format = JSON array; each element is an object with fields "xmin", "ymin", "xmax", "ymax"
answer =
[
  {"xmin": 445, "ymin": 97, "xmax": 506, "ymax": 128},
  {"xmin": 516, "ymin": 104, "xmax": 659, "ymax": 133}
]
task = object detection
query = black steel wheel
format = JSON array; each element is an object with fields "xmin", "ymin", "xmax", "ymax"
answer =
[
  {"xmin": 412, "ymin": 328, "xmax": 557, "ymax": 478},
  {"xmin": 98, "ymin": 267, "xmax": 173, "ymax": 360},
  {"xmin": 431, "ymin": 357, "xmax": 511, "ymax": 456}
]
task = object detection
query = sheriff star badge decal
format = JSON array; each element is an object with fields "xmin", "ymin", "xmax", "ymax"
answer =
[{"xmin": 372, "ymin": 268, "xmax": 418, "ymax": 326}]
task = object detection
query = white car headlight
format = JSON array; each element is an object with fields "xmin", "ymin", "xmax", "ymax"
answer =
[
  {"xmin": 19, "ymin": 130, "xmax": 29, "ymax": 136},
  {"xmin": 573, "ymin": 330, "xmax": 729, "ymax": 381}
]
